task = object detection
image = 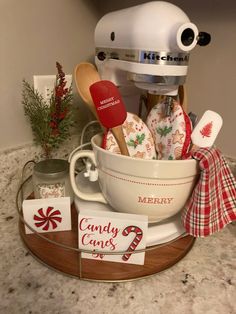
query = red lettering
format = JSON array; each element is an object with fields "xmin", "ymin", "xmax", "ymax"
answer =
[
  {"xmin": 138, "ymin": 196, "xmax": 147, "ymax": 203},
  {"xmin": 79, "ymin": 218, "xmax": 92, "ymax": 231},
  {"xmin": 81, "ymin": 233, "xmax": 94, "ymax": 245},
  {"xmin": 137, "ymin": 196, "xmax": 174, "ymax": 204},
  {"xmin": 79, "ymin": 217, "xmax": 120, "ymax": 238},
  {"xmin": 92, "ymin": 252, "xmax": 105, "ymax": 259},
  {"xmin": 81, "ymin": 233, "xmax": 117, "ymax": 251},
  {"xmin": 147, "ymin": 197, "xmax": 153, "ymax": 204}
]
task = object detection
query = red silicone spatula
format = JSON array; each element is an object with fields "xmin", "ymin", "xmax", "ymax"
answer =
[{"xmin": 89, "ymin": 80, "xmax": 129, "ymax": 156}]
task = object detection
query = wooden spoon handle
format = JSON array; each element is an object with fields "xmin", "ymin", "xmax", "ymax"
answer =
[
  {"xmin": 112, "ymin": 126, "xmax": 130, "ymax": 156},
  {"xmin": 178, "ymin": 85, "xmax": 188, "ymax": 112},
  {"xmin": 146, "ymin": 93, "xmax": 165, "ymax": 115}
]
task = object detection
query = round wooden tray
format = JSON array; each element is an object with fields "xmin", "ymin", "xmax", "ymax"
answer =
[{"xmin": 19, "ymin": 202, "xmax": 195, "ymax": 282}]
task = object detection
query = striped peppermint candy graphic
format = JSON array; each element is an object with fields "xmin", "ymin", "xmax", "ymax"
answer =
[{"xmin": 33, "ymin": 206, "xmax": 62, "ymax": 231}]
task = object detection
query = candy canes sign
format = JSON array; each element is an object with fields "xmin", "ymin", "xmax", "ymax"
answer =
[{"xmin": 78, "ymin": 209, "xmax": 148, "ymax": 265}]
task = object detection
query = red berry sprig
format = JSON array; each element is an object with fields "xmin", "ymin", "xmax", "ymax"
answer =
[{"xmin": 49, "ymin": 62, "xmax": 70, "ymax": 135}]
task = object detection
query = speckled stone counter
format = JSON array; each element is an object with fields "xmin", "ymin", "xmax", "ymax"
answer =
[{"xmin": 0, "ymin": 140, "xmax": 235, "ymax": 314}]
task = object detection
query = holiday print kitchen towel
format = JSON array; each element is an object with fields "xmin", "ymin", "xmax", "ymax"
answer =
[
  {"xmin": 105, "ymin": 112, "xmax": 156, "ymax": 159},
  {"xmin": 182, "ymin": 147, "xmax": 236, "ymax": 237},
  {"xmin": 146, "ymin": 100, "xmax": 192, "ymax": 160}
]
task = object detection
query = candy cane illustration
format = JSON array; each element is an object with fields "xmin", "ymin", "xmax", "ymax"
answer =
[{"xmin": 122, "ymin": 226, "xmax": 143, "ymax": 261}]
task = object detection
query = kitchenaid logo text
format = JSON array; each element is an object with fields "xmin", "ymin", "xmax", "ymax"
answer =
[
  {"xmin": 138, "ymin": 196, "xmax": 174, "ymax": 205},
  {"xmin": 141, "ymin": 52, "xmax": 189, "ymax": 64},
  {"xmin": 96, "ymin": 48, "xmax": 189, "ymax": 65}
]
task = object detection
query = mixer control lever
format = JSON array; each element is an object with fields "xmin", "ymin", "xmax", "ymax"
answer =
[{"xmin": 197, "ymin": 32, "xmax": 211, "ymax": 46}]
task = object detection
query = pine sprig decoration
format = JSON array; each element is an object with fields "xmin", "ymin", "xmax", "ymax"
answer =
[{"xmin": 22, "ymin": 62, "xmax": 74, "ymax": 158}]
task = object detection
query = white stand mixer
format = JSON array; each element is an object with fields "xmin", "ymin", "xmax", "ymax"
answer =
[
  {"xmin": 70, "ymin": 1, "xmax": 211, "ymax": 274},
  {"xmin": 94, "ymin": 1, "xmax": 210, "ymax": 97}
]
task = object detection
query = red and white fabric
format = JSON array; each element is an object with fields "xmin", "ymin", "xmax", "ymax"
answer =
[
  {"xmin": 146, "ymin": 100, "xmax": 192, "ymax": 160},
  {"xmin": 182, "ymin": 147, "xmax": 236, "ymax": 237},
  {"xmin": 104, "ymin": 112, "xmax": 157, "ymax": 159}
]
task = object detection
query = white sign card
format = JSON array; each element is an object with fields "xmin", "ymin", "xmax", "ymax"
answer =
[
  {"xmin": 22, "ymin": 197, "xmax": 71, "ymax": 234},
  {"xmin": 78, "ymin": 209, "xmax": 148, "ymax": 265}
]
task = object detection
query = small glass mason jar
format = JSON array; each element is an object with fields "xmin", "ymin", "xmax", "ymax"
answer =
[{"xmin": 32, "ymin": 159, "xmax": 74, "ymax": 203}]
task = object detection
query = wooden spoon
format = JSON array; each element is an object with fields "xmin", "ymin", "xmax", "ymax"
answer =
[
  {"xmin": 74, "ymin": 62, "xmax": 100, "ymax": 119},
  {"xmin": 90, "ymin": 80, "xmax": 130, "ymax": 156}
]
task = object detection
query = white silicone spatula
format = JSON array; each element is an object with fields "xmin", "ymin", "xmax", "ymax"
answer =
[{"xmin": 191, "ymin": 110, "xmax": 223, "ymax": 149}]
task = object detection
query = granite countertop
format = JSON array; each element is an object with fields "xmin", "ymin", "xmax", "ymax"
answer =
[{"xmin": 0, "ymin": 141, "xmax": 235, "ymax": 314}]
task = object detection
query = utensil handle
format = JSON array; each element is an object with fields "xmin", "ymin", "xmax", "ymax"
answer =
[
  {"xmin": 112, "ymin": 126, "xmax": 130, "ymax": 156},
  {"xmin": 178, "ymin": 85, "xmax": 188, "ymax": 112}
]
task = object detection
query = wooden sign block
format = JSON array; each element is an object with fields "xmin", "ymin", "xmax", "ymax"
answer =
[
  {"xmin": 78, "ymin": 209, "xmax": 148, "ymax": 265},
  {"xmin": 22, "ymin": 197, "xmax": 71, "ymax": 234}
]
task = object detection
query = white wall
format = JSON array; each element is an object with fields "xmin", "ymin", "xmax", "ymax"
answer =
[{"xmin": 0, "ymin": 0, "xmax": 102, "ymax": 150}]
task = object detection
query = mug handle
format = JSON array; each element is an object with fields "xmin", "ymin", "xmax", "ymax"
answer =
[{"xmin": 69, "ymin": 150, "xmax": 107, "ymax": 204}]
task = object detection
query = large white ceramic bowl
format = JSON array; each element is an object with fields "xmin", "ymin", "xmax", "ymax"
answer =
[{"xmin": 70, "ymin": 134, "xmax": 199, "ymax": 222}]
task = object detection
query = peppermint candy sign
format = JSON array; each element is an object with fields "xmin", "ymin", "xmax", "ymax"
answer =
[
  {"xmin": 33, "ymin": 207, "xmax": 62, "ymax": 231},
  {"xmin": 78, "ymin": 209, "xmax": 148, "ymax": 265},
  {"xmin": 22, "ymin": 197, "xmax": 71, "ymax": 234}
]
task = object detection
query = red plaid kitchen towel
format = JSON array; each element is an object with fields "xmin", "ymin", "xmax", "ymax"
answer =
[{"xmin": 182, "ymin": 147, "xmax": 236, "ymax": 237}]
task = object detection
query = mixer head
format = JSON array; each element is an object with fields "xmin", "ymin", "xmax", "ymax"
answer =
[{"xmin": 94, "ymin": 1, "xmax": 210, "ymax": 95}]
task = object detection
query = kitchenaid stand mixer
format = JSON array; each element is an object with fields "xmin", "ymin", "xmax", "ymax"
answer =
[
  {"xmin": 94, "ymin": 1, "xmax": 210, "ymax": 101},
  {"xmin": 71, "ymin": 1, "xmax": 212, "ymax": 229},
  {"xmin": 71, "ymin": 1, "xmax": 211, "ymax": 214},
  {"xmin": 68, "ymin": 1, "xmax": 212, "ymax": 278}
]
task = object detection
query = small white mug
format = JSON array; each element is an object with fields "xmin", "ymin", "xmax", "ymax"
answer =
[{"xmin": 69, "ymin": 134, "xmax": 199, "ymax": 222}]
